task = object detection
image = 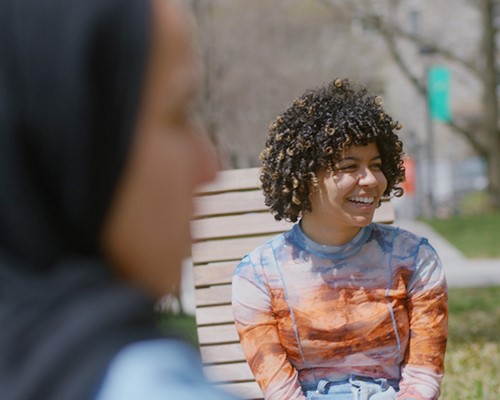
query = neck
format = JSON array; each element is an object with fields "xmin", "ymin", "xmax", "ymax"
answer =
[{"xmin": 300, "ymin": 214, "xmax": 361, "ymax": 246}]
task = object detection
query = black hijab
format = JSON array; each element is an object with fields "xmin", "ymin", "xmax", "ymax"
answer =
[{"xmin": 0, "ymin": 0, "xmax": 164, "ymax": 399}]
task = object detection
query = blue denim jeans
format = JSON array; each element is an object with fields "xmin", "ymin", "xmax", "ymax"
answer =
[{"xmin": 306, "ymin": 376, "xmax": 397, "ymax": 400}]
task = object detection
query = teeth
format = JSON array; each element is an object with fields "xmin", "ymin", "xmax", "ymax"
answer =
[{"xmin": 349, "ymin": 196, "xmax": 374, "ymax": 204}]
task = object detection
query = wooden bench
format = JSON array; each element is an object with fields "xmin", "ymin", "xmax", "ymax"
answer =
[{"xmin": 191, "ymin": 167, "xmax": 395, "ymax": 400}]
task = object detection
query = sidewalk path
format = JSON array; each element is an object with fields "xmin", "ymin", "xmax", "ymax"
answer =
[{"xmin": 395, "ymin": 218, "xmax": 500, "ymax": 288}]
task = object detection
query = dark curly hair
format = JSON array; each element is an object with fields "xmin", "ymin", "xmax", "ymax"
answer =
[{"xmin": 260, "ymin": 78, "xmax": 405, "ymax": 222}]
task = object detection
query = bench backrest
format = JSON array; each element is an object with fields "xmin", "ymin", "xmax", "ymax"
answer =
[{"xmin": 191, "ymin": 167, "xmax": 395, "ymax": 399}]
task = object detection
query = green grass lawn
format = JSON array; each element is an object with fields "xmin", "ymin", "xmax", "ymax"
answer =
[
  {"xmin": 441, "ymin": 286, "xmax": 500, "ymax": 400},
  {"xmin": 159, "ymin": 286, "xmax": 500, "ymax": 399},
  {"xmin": 423, "ymin": 211, "xmax": 500, "ymax": 258}
]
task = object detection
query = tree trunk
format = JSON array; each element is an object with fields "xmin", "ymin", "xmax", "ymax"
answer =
[
  {"xmin": 481, "ymin": 0, "xmax": 500, "ymax": 208},
  {"xmin": 486, "ymin": 137, "xmax": 500, "ymax": 208}
]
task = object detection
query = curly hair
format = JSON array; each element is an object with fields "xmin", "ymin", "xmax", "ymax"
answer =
[{"xmin": 260, "ymin": 78, "xmax": 405, "ymax": 222}]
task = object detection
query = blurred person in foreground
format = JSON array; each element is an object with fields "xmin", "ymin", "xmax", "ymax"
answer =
[
  {"xmin": 0, "ymin": 0, "xmax": 237, "ymax": 399},
  {"xmin": 232, "ymin": 79, "xmax": 448, "ymax": 400}
]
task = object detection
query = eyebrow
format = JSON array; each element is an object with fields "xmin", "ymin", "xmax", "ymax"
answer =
[{"xmin": 338, "ymin": 155, "xmax": 382, "ymax": 162}]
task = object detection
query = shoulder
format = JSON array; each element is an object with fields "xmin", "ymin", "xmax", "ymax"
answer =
[
  {"xmin": 371, "ymin": 222, "xmax": 427, "ymax": 249},
  {"xmin": 233, "ymin": 227, "xmax": 297, "ymax": 288},
  {"xmin": 236, "ymin": 229, "xmax": 292, "ymax": 270},
  {"xmin": 95, "ymin": 339, "xmax": 236, "ymax": 400},
  {"xmin": 371, "ymin": 224, "xmax": 443, "ymax": 286},
  {"xmin": 369, "ymin": 223, "xmax": 440, "ymax": 263}
]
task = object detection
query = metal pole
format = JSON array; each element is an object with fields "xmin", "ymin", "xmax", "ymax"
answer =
[
  {"xmin": 425, "ymin": 77, "xmax": 435, "ymax": 219},
  {"xmin": 419, "ymin": 46, "xmax": 436, "ymax": 219}
]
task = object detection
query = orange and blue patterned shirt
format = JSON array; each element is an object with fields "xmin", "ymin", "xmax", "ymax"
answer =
[{"xmin": 232, "ymin": 222, "xmax": 448, "ymax": 400}]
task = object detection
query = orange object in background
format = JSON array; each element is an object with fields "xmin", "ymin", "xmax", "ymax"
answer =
[{"xmin": 401, "ymin": 156, "xmax": 416, "ymax": 195}]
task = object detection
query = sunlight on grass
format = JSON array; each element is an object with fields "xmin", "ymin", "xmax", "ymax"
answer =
[
  {"xmin": 442, "ymin": 342, "xmax": 500, "ymax": 399},
  {"xmin": 423, "ymin": 211, "xmax": 500, "ymax": 258},
  {"xmin": 441, "ymin": 286, "xmax": 500, "ymax": 400}
]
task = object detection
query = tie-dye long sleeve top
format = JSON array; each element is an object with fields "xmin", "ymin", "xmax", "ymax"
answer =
[{"xmin": 232, "ymin": 222, "xmax": 448, "ymax": 400}]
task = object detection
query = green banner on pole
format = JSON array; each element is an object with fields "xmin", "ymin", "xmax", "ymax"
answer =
[{"xmin": 428, "ymin": 66, "xmax": 451, "ymax": 122}]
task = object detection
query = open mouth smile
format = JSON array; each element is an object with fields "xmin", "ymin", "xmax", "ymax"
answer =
[{"xmin": 347, "ymin": 196, "xmax": 376, "ymax": 205}]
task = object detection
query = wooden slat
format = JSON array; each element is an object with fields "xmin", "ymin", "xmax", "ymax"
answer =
[
  {"xmin": 194, "ymin": 262, "xmax": 235, "ymax": 286},
  {"xmin": 195, "ymin": 168, "xmax": 260, "ymax": 195},
  {"xmin": 192, "ymin": 205, "xmax": 392, "ymax": 264},
  {"xmin": 195, "ymin": 284, "xmax": 232, "ymax": 307},
  {"xmin": 193, "ymin": 200, "xmax": 393, "ymax": 245},
  {"xmin": 194, "ymin": 190, "xmax": 267, "ymax": 218},
  {"xmin": 191, "ymin": 167, "xmax": 395, "ymax": 396},
  {"xmin": 204, "ymin": 361, "xmax": 255, "ymax": 383},
  {"xmin": 197, "ymin": 324, "xmax": 239, "ymax": 345},
  {"xmin": 200, "ymin": 342, "xmax": 246, "ymax": 364},
  {"xmin": 192, "ymin": 234, "xmax": 277, "ymax": 264},
  {"xmin": 216, "ymin": 381, "xmax": 263, "ymax": 400},
  {"xmin": 196, "ymin": 304, "xmax": 233, "ymax": 326},
  {"xmin": 192, "ymin": 212, "xmax": 291, "ymax": 241}
]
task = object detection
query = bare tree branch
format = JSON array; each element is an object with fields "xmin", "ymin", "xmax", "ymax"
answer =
[
  {"xmin": 375, "ymin": 19, "xmax": 487, "ymax": 157},
  {"xmin": 317, "ymin": 0, "xmax": 485, "ymax": 152},
  {"xmin": 446, "ymin": 119, "xmax": 488, "ymax": 157},
  {"xmin": 375, "ymin": 20, "xmax": 426, "ymax": 95},
  {"xmin": 383, "ymin": 23, "xmax": 481, "ymax": 77},
  {"xmin": 315, "ymin": 0, "xmax": 353, "ymax": 19},
  {"xmin": 318, "ymin": 0, "xmax": 499, "ymax": 207},
  {"xmin": 321, "ymin": 0, "xmax": 480, "ymax": 77}
]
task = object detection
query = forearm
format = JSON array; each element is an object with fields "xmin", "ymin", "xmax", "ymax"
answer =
[
  {"xmin": 399, "ymin": 241, "xmax": 448, "ymax": 399},
  {"xmin": 397, "ymin": 365, "xmax": 444, "ymax": 400},
  {"xmin": 233, "ymin": 267, "xmax": 305, "ymax": 400}
]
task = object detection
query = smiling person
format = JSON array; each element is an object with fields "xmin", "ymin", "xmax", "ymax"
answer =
[
  {"xmin": 232, "ymin": 79, "xmax": 448, "ymax": 400},
  {"xmin": 0, "ymin": 0, "xmax": 237, "ymax": 399}
]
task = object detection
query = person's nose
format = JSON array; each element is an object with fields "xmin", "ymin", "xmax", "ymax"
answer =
[{"xmin": 358, "ymin": 166, "xmax": 378, "ymax": 187}]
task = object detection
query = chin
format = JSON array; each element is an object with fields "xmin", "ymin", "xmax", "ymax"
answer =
[{"xmin": 351, "ymin": 216, "xmax": 374, "ymax": 227}]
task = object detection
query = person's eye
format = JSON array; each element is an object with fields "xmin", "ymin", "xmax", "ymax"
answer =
[
  {"xmin": 370, "ymin": 163, "xmax": 383, "ymax": 171},
  {"xmin": 338, "ymin": 164, "xmax": 357, "ymax": 172}
]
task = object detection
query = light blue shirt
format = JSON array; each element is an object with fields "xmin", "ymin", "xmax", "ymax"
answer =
[{"xmin": 95, "ymin": 339, "xmax": 238, "ymax": 400}]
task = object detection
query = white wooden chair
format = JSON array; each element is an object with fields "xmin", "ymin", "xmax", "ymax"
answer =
[{"xmin": 191, "ymin": 167, "xmax": 395, "ymax": 399}]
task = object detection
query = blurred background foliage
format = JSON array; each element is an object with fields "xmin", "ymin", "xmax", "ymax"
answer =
[{"xmin": 187, "ymin": 0, "xmax": 500, "ymax": 215}]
